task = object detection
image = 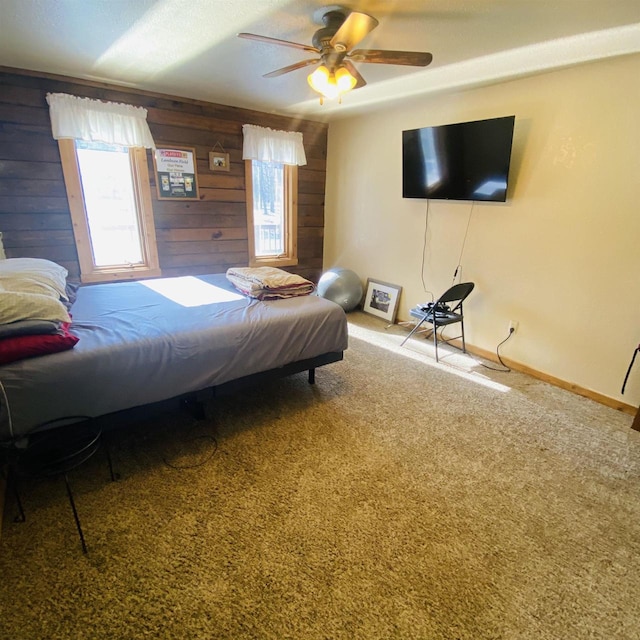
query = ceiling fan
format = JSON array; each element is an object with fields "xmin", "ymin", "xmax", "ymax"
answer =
[{"xmin": 238, "ymin": 6, "xmax": 433, "ymax": 103}]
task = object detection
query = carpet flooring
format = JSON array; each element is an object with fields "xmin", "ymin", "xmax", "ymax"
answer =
[{"xmin": 1, "ymin": 312, "xmax": 639, "ymax": 639}]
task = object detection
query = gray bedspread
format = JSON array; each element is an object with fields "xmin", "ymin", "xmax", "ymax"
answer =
[{"xmin": 0, "ymin": 274, "xmax": 348, "ymax": 439}]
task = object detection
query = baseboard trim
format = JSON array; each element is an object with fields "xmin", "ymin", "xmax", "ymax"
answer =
[
  {"xmin": 399, "ymin": 325, "xmax": 638, "ymax": 416},
  {"xmin": 463, "ymin": 341, "xmax": 637, "ymax": 416}
]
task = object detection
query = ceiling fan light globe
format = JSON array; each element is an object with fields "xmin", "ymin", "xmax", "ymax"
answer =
[
  {"xmin": 308, "ymin": 65, "xmax": 330, "ymax": 91},
  {"xmin": 308, "ymin": 65, "xmax": 339, "ymax": 99},
  {"xmin": 335, "ymin": 66, "xmax": 357, "ymax": 92},
  {"xmin": 321, "ymin": 78, "xmax": 340, "ymax": 100},
  {"xmin": 326, "ymin": 84, "xmax": 340, "ymax": 99},
  {"xmin": 308, "ymin": 64, "xmax": 356, "ymax": 100}
]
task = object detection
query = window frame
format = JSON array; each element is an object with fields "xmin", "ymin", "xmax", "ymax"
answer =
[
  {"xmin": 58, "ymin": 139, "xmax": 161, "ymax": 283},
  {"xmin": 245, "ymin": 159, "xmax": 298, "ymax": 268}
]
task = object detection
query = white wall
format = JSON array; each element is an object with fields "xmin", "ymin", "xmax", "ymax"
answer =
[{"xmin": 324, "ymin": 53, "xmax": 640, "ymax": 409}]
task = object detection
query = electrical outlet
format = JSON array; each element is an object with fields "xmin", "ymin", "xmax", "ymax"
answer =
[{"xmin": 508, "ymin": 320, "xmax": 518, "ymax": 333}]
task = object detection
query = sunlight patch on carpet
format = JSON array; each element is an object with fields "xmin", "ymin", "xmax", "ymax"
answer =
[{"xmin": 348, "ymin": 319, "xmax": 511, "ymax": 394}]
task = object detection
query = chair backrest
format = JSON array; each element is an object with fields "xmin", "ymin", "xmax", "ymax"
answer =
[{"xmin": 436, "ymin": 282, "xmax": 474, "ymax": 311}]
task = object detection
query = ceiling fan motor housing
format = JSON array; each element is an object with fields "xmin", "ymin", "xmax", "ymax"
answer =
[
  {"xmin": 312, "ymin": 10, "xmax": 350, "ymax": 71},
  {"xmin": 312, "ymin": 10, "xmax": 348, "ymax": 52}
]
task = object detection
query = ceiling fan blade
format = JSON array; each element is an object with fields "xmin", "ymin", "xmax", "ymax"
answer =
[
  {"xmin": 329, "ymin": 11, "xmax": 379, "ymax": 52},
  {"xmin": 349, "ymin": 49, "xmax": 433, "ymax": 66},
  {"xmin": 238, "ymin": 32, "xmax": 321, "ymax": 54},
  {"xmin": 264, "ymin": 58, "xmax": 321, "ymax": 78},
  {"xmin": 342, "ymin": 60, "xmax": 367, "ymax": 89}
]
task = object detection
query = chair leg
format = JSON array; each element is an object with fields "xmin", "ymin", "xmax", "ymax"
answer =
[
  {"xmin": 7, "ymin": 466, "xmax": 26, "ymax": 523},
  {"xmin": 102, "ymin": 435, "xmax": 117, "ymax": 482},
  {"xmin": 401, "ymin": 317, "xmax": 428, "ymax": 347},
  {"xmin": 63, "ymin": 473, "xmax": 88, "ymax": 554},
  {"xmin": 433, "ymin": 323, "xmax": 439, "ymax": 362},
  {"xmin": 461, "ymin": 319, "xmax": 466, "ymax": 354}
]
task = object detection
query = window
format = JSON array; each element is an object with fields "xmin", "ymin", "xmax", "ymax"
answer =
[
  {"xmin": 47, "ymin": 92, "xmax": 158, "ymax": 283},
  {"xmin": 241, "ymin": 124, "xmax": 305, "ymax": 268},
  {"xmin": 245, "ymin": 159, "xmax": 298, "ymax": 267},
  {"xmin": 59, "ymin": 139, "xmax": 160, "ymax": 283}
]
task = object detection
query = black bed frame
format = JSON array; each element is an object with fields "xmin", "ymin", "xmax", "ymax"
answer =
[
  {"xmin": 94, "ymin": 350, "xmax": 345, "ymax": 427},
  {"xmin": 211, "ymin": 350, "xmax": 343, "ymax": 395}
]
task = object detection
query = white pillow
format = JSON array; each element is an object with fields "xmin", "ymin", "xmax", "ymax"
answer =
[
  {"xmin": 1, "ymin": 275, "xmax": 61, "ymax": 298},
  {"xmin": 0, "ymin": 258, "xmax": 68, "ymax": 300},
  {"xmin": 0, "ymin": 290, "xmax": 71, "ymax": 324}
]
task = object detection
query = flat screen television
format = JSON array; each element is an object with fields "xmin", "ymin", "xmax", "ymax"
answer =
[{"xmin": 402, "ymin": 115, "xmax": 515, "ymax": 202}]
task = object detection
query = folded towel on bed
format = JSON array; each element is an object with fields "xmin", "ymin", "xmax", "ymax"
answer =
[{"xmin": 226, "ymin": 267, "xmax": 315, "ymax": 300}]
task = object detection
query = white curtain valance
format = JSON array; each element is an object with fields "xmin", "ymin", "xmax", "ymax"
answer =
[
  {"xmin": 242, "ymin": 124, "xmax": 306, "ymax": 166},
  {"xmin": 46, "ymin": 93, "xmax": 156, "ymax": 149}
]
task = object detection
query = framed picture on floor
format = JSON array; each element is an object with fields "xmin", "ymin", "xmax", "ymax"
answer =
[{"xmin": 363, "ymin": 278, "xmax": 402, "ymax": 323}]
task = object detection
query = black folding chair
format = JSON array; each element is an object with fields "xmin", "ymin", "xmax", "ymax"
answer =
[{"xmin": 401, "ymin": 282, "xmax": 475, "ymax": 362}]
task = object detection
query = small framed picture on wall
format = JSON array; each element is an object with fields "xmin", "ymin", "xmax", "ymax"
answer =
[{"xmin": 209, "ymin": 151, "xmax": 230, "ymax": 172}]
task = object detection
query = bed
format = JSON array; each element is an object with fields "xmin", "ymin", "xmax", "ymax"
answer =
[{"xmin": 0, "ymin": 271, "xmax": 348, "ymax": 441}]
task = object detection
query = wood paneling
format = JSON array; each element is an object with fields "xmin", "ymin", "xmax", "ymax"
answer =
[{"xmin": 0, "ymin": 68, "xmax": 328, "ymax": 282}]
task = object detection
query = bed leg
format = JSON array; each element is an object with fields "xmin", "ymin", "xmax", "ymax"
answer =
[
  {"xmin": 8, "ymin": 467, "xmax": 26, "ymax": 524},
  {"xmin": 308, "ymin": 368, "xmax": 315, "ymax": 385},
  {"xmin": 181, "ymin": 396, "xmax": 206, "ymax": 420}
]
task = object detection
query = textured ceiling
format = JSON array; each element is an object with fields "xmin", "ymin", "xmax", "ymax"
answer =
[{"xmin": 1, "ymin": 0, "xmax": 639, "ymax": 120}]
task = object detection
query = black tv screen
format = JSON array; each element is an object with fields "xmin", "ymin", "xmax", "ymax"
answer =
[{"xmin": 402, "ymin": 115, "xmax": 515, "ymax": 202}]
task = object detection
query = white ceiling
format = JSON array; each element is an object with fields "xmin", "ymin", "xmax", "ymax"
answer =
[{"xmin": 1, "ymin": 0, "xmax": 639, "ymax": 121}]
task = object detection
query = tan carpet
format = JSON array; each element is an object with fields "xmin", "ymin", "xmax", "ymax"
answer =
[{"xmin": 1, "ymin": 312, "xmax": 639, "ymax": 639}]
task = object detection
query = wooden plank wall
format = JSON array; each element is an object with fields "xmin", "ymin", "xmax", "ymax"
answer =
[{"xmin": 0, "ymin": 68, "xmax": 328, "ymax": 282}]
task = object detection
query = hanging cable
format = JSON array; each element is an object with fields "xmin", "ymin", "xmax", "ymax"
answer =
[
  {"xmin": 452, "ymin": 201, "xmax": 475, "ymax": 285},
  {"xmin": 475, "ymin": 329, "xmax": 513, "ymax": 372},
  {"xmin": 421, "ymin": 199, "xmax": 434, "ymax": 301},
  {"xmin": 622, "ymin": 344, "xmax": 640, "ymax": 394}
]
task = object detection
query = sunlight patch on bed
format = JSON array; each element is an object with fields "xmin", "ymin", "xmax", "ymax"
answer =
[
  {"xmin": 348, "ymin": 320, "xmax": 512, "ymax": 394},
  {"xmin": 141, "ymin": 276, "xmax": 243, "ymax": 307}
]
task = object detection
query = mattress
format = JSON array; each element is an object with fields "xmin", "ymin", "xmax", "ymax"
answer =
[{"xmin": 0, "ymin": 273, "xmax": 348, "ymax": 440}]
